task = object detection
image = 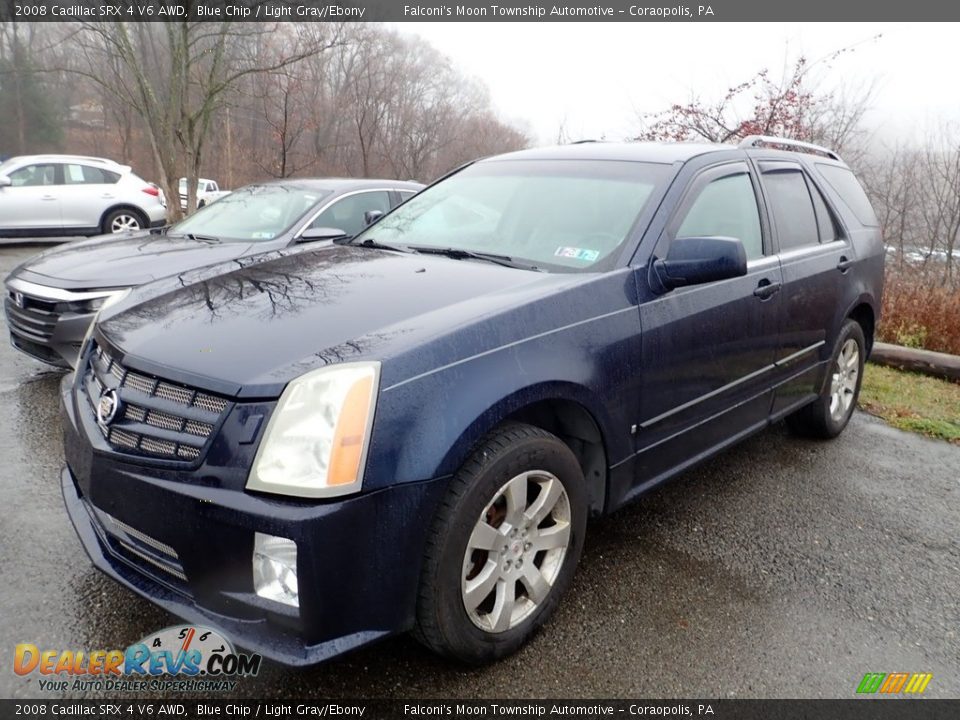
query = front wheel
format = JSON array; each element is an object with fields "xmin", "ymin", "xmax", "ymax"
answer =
[
  {"xmin": 786, "ymin": 319, "xmax": 866, "ymax": 439},
  {"xmin": 414, "ymin": 423, "xmax": 587, "ymax": 664}
]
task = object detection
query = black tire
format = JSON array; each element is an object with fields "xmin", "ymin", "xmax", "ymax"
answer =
[
  {"xmin": 414, "ymin": 422, "xmax": 587, "ymax": 664},
  {"xmin": 102, "ymin": 208, "xmax": 146, "ymax": 234},
  {"xmin": 786, "ymin": 319, "xmax": 866, "ymax": 439}
]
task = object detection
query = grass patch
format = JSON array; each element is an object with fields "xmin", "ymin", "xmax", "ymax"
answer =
[{"xmin": 859, "ymin": 363, "xmax": 960, "ymax": 444}]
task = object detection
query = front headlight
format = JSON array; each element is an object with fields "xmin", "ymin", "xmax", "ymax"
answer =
[
  {"xmin": 76, "ymin": 289, "xmax": 131, "ymax": 364},
  {"xmin": 83, "ymin": 289, "xmax": 130, "ymax": 314},
  {"xmin": 246, "ymin": 362, "xmax": 380, "ymax": 498}
]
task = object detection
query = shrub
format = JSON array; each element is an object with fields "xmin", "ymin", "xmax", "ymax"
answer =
[{"xmin": 878, "ymin": 269, "xmax": 960, "ymax": 355}]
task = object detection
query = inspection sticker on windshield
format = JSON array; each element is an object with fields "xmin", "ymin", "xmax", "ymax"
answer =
[{"xmin": 555, "ymin": 247, "xmax": 600, "ymax": 262}]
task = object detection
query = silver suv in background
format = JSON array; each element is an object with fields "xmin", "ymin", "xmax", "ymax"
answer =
[{"xmin": 0, "ymin": 155, "xmax": 167, "ymax": 236}]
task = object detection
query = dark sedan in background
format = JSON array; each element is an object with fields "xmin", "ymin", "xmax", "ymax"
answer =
[{"xmin": 4, "ymin": 178, "xmax": 423, "ymax": 367}]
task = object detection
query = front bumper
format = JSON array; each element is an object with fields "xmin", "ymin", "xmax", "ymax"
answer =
[
  {"xmin": 60, "ymin": 377, "xmax": 449, "ymax": 666},
  {"xmin": 4, "ymin": 293, "xmax": 92, "ymax": 368}
]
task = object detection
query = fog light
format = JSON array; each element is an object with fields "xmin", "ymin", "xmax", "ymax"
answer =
[{"xmin": 253, "ymin": 533, "xmax": 299, "ymax": 608}]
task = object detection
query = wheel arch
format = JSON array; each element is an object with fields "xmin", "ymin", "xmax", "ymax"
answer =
[
  {"xmin": 845, "ymin": 296, "xmax": 876, "ymax": 355},
  {"xmin": 436, "ymin": 383, "xmax": 614, "ymax": 517},
  {"xmin": 99, "ymin": 204, "xmax": 148, "ymax": 232}
]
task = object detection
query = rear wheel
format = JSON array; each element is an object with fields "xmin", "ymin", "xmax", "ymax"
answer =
[
  {"xmin": 102, "ymin": 208, "xmax": 146, "ymax": 234},
  {"xmin": 414, "ymin": 423, "xmax": 587, "ymax": 664},
  {"xmin": 786, "ymin": 319, "xmax": 866, "ymax": 439}
]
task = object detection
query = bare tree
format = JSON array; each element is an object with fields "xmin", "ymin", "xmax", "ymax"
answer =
[
  {"xmin": 920, "ymin": 125, "xmax": 960, "ymax": 284},
  {"xmin": 859, "ymin": 124, "xmax": 960, "ymax": 288},
  {"xmin": 0, "ymin": 22, "xmax": 66, "ymax": 154},
  {"xmin": 66, "ymin": 21, "xmax": 342, "ymax": 218},
  {"xmin": 248, "ymin": 69, "xmax": 321, "ymax": 178},
  {"xmin": 860, "ymin": 142, "xmax": 920, "ymax": 272},
  {"xmin": 7, "ymin": 20, "xmax": 527, "ymax": 194},
  {"xmin": 323, "ymin": 28, "xmax": 528, "ymax": 181}
]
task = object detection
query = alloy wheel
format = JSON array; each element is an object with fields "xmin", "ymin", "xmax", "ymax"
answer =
[
  {"xmin": 829, "ymin": 337, "xmax": 860, "ymax": 422},
  {"xmin": 461, "ymin": 470, "xmax": 571, "ymax": 633},
  {"xmin": 110, "ymin": 214, "xmax": 142, "ymax": 233}
]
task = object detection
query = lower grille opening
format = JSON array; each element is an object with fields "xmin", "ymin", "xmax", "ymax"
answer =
[
  {"xmin": 88, "ymin": 504, "xmax": 190, "ymax": 590},
  {"xmin": 115, "ymin": 540, "xmax": 187, "ymax": 582},
  {"xmin": 10, "ymin": 334, "xmax": 66, "ymax": 365}
]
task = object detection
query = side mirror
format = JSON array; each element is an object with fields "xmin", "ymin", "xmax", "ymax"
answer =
[
  {"xmin": 298, "ymin": 226, "xmax": 348, "ymax": 243},
  {"xmin": 0, "ymin": 176, "xmax": 11, "ymax": 188},
  {"xmin": 364, "ymin": 210, "xmax": 385, "ymax": 226},
  {"xmin": 652, "ymin": 236, "xmax": 747, "ymax": 291}
]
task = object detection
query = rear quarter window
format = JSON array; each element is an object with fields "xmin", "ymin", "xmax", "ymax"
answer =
[
  {"xmin": 815, "ymin": 164, "xmax": 878, "ymax": 227},
  {"xmin": 65, "ymin": 164, "xmax": 120, "ymax": 184}
]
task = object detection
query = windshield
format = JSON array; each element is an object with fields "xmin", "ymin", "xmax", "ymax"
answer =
[
  {"xmin": 353, "ymin": 159, "xmax": 668, "ymax": 272},
  {"xmin": 171, "ymin": 185, "xmax": 331, "ymax": 242}
]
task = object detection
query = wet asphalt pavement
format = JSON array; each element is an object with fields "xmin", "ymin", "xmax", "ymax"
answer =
[{"xmin": 0, "ymin": 243, "xmax": 958, "ymax": 700}]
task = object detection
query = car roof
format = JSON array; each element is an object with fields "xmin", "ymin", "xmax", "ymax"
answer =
[
  {"xmin": 4, "ymin": 154, "xmax": 128, "ymax": 168},
  {"xmin": 249, "ymin": 178, "xmax": 426, "ymax": 193},
  {"xmin": 486, "ymin": 141, "xmax": 733, "ymax": 165}
]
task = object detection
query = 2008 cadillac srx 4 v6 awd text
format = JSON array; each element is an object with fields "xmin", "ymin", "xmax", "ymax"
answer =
[{"xmin": 61, "ymin": 138, "xmax": 883, "ymax": 665}]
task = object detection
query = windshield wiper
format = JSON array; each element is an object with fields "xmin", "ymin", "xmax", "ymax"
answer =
[
  {"xmin": 166, "ymin": 232, "xmax": 220, "ymax": 244},
  {"xmin": 184, "ymin": 233, "xmax": 220, "ymax": 244},
  {"xmin": 345, "ymin": 238, "xmax": 417, "ymax": 254},
  {"xmin": 407, "ymin": 246, "xmax": 542, "ymax": 272}
]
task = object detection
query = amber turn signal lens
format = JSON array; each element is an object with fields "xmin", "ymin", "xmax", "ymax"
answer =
[{"xmin": 328, "ymin": 375, "xmax": 374, "ymax": 486}]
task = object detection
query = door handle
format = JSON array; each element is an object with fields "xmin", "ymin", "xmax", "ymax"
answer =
[
  {"xmin": 753, "ymin": 278, "xmax": 782, "ymax": 300},
  {"xmin": 837, "ymin": 256, "xmax": 853, "ymax": 273},
  {"xmin": 42, "ymin": 195, "xmax": 56, "ymax": 201}
]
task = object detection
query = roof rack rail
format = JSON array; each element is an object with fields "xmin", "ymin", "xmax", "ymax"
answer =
[
  {"xmin": 29, "ymin": 154, "xmax": 126, "ymax": 168},
  {"xmin": 569, "ymin": 139, "xmax": 603, "ymax": 144},
  {"xmin": 76, "ymin": 156, "xmax": 126, "ymax": 167},
  {"xmin": 737, "ymin": 135, "xmax": 841, "ymax": 161}
]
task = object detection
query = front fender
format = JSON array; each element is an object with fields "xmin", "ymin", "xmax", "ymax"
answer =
[
  {"xmin": 433, "ymin": 380, "xmax": 616, "ymax": 478},
  {"xmin": 364, "ymin": 315, "xmax": 641, "ymax": 491}
]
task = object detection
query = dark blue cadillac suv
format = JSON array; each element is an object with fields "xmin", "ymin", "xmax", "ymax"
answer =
[{"xmin": 60, "ymin": 138, "xmax": 884, "ymax": 666}]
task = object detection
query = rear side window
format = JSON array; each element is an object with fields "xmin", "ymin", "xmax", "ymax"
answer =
[
  {"xmin": 64, "ymin": 164, "xmax": 120, "ymax": 185},
  {"xmin": 762, "ymin": 169, "xmax": 819, "ymax": 252},
  {"xmin": 815, "ymin": 164, "xmax": 878, "ymax": 227},
  {"xmin": 309, "ymin": 191, "xmax": 392, "ymax": 237},
  {"xmin": 676, "ymin": 173, "xmax": 763, "ymax": 260}
]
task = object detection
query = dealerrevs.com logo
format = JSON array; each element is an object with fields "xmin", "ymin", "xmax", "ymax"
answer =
[{"xmin": 14, "ymin": 625, "xmax": 261, "ymax": 693}]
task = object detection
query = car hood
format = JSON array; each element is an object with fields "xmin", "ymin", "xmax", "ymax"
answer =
[
  {"xmin": 98, "ymin": 244, "xmax": 566, "ymax": 397},
  {"xmin": 10, "ymin": 232, "xmax": 258, "ymax": 290}
]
